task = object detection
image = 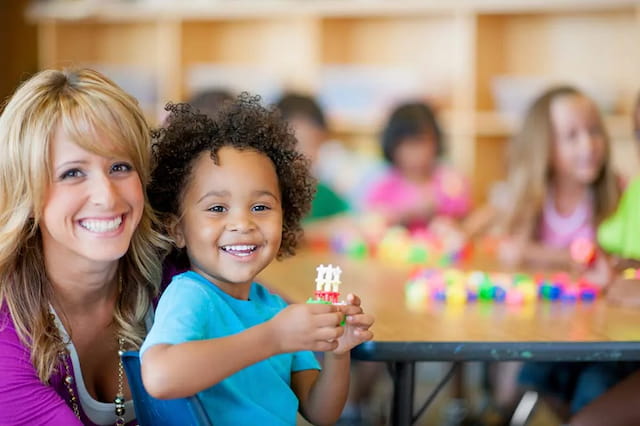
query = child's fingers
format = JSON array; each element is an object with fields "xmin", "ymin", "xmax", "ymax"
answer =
[
  {"xmin": 305, "ymin": 303, "xmax": 338, "ymax": 314},
  {"xmin": 353, "ymin": 328, "xmax": 374, "ymax": 342},
  {"xmin": 314, "ymin": 340, "xmax": 339, "ymax": 352},
  {"xmin": 314, "ymin": 311, "xmax": 345, "ymax": 327},
  {"xmin": 338, "ymin": 304, "xmax": 363, "ymax": 316},
  {"xmin": 346, "ymin": 293, "xmax": 361, "ymax": 306},
  {"xmin": 315, "ymin": 325, "xmax": 345, "ymax": 342},
  {"xmin": 346, "ymin": 313, "xmax": 374, "ymax": 328}
]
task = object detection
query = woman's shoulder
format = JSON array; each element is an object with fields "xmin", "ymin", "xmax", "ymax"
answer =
[
  {"xmin": 0, "ymin": 303, "xmax": 21, "ymax": 343},
  {"xmin": 0, "ymin": 302, "xmax": 33, "ymax": 369}
]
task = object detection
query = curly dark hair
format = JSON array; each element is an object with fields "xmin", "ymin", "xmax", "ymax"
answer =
[{"xmin": 148, "ymin": 94, "xmax": 316, "ymax": 266}]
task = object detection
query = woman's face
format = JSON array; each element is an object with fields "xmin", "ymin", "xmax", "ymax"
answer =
[
  {"xmin": 392, "ymin": 131, "xmax": 438, "ymax": 182},
  {"xmin": 39, "ymin": 125, "xmax": 144, "ymax": 268},
  {"xmin": 550, "ymin": 95, "xmax": 606, "ymax": 186}
]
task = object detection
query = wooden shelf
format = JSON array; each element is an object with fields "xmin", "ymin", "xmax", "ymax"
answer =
[
  {"xmin": 28, "ymin": 0, "xmax": 640, "ymax": 22},
  {"xmin": 28, "ymin": 0, "xmax": 640, "ymax": 203}
]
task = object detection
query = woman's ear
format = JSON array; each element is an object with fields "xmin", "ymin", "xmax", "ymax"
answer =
[{"xmin": 167, "ymin": 214, "xmax": 186, "ymax": 249}]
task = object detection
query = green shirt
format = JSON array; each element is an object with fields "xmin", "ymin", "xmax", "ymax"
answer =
[
  {"xmin": 306, "ymin": 182, "xmax": 350, "ymax": 222},
  {"xmin": 598, "ymin": 176, "xmax": 640, "ymax": 260}
]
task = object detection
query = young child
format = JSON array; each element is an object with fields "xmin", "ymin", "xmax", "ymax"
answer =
[
  {"xmin": 499, "ymin": 86, "xmax": 620, "ymax": 274},
  {"xmin": 500, "ymin": 86, "xmax": 633, "ymax": 421},
  {"xmin": 140, "ymin": 95, "xmax": 374, "ymax": 426},
  {"xmin": 275, "ymin": 92, "xmax": 350, "ymax": 222},
  {"xmin": 364, "ymin": 101, "xmax": 471, "ymax": 232}
]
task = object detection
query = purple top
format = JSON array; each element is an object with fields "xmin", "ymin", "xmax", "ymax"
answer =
[{"xmin": 0, "ymin": 303, "xmax": 137, "ymax": 425}]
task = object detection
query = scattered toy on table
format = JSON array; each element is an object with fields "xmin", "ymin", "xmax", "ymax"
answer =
[
  {"xmin": 570, "ymin": 237, "xmax": 596, "ymax": 266},
  {"xmin": 622, "ymin": 268, "xmax": 640, "ymax": 279},
  {"xmin": 405, "ymin": 268, "xmax": 601, "ymax": 306},
  {"xmin": 328, "ymin": 222, "xmax": 472, "ymax": 267}
]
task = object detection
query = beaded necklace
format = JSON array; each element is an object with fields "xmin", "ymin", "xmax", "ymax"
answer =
[{"xmin": 58, "ymin": 332, "xmax": 127, "ymax": 425}]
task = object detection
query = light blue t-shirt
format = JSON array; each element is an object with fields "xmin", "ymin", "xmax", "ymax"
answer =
[{"xmin": 141, "ymin": 271, "xmax": 321, "ymax": 426}]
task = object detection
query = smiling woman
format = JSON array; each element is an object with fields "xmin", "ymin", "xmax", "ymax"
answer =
[{"xmin": 0, "ymin": 68, "xmax": 169, "ymax": 425}]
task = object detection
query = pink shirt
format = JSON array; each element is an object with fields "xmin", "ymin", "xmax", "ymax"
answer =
[
  {"xmin": 364, "ymin": 164, "xmax": 470, "ymax": 230},
  {"xmin": 538, "ymin": 191, "xmax": 595, "ymax": 248}
]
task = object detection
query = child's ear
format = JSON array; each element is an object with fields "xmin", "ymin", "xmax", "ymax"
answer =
[{"xmin": 167, "ymin": 214, "xmax": 186, "ymax": 249}]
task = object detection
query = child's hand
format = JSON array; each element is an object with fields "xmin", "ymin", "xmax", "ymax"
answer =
[
  {"xmin": 269, "ymin": 303, "xmax": 345, "ymax": 353},
  {"xmin": 497, "ymin": 237, "xmax": 525, "ymax": 268},
  {"xmin": 606, "ymin": 278, "xmax": 640, "ymax": 308},
  {"xmin": 579, "ymin": 250, "xmax": 613, "ymax": 288},
  {"xmin": 333, "ymin": 293, "xmax": 374, "ymax": 355}
]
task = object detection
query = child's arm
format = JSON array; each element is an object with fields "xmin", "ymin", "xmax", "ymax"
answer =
[
  {"xmin": 461, "ymin": 203, "xmax": 499, "ymax": 240},
  {"xmin": 570, "ymin": 370, "xmax": 640, "ymax": 426},
  {"xmin": 292, "ymin": 294, "xmax": 375, "ymax": 425},
  {"xmin": 141, "ymin": 303, "xmax": 344, "ymax": 399}
]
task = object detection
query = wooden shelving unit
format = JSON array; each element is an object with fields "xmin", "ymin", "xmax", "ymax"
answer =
[{"xmin": 28, "ymin": 0, "xmax": 640, "ymax": 202}]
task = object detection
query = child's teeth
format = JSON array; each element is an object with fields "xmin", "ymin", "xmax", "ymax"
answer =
[
  {"xmin": 80, "ymin": 217, "xmax": 122, "ymax": 233},
  {"xmin": 225, "ymin": 245, "xmax": 256, "ymax": 251}
]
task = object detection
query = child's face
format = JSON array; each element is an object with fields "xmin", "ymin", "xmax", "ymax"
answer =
[
  {"xmin": 173, "ymin": 147, "xmax": 283, "ymax": 298},
  {"xmin": 550, "ymin": 95, "xmax": 606, "ymax": 186},
  {"xmin": 40, "ymin": 125, "xmax": 144, "ymax": 267},
  {"xmin": 393, "ymin": 132, "xmax": 437, "ymax": 181},
  {"xmin": 288, "ymin": 116, "xmax": 326, "ymax": 166}
]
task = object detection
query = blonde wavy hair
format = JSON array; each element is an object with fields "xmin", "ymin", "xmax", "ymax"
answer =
[
  {"xmin": 0, "ymin": 68, "xmax": 168, "ymax": 383},
  {"xmin": 502, "ymin": 86, "xmax": 620, "ymax": 237}
]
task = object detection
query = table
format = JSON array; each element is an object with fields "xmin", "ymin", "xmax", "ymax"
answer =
[{"xmin": 258, "ymin": 250, "xmax": 640, "ymax": 425}]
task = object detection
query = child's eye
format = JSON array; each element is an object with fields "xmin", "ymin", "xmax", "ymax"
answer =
[
  {"xmin": 252, "ymin": 204, "xmax": 271, "ymax": 212},
  {"xmin": 59, "ymin": 168, "xmax": 84, "ymax": 180},
  {"xmin": 111, "ymin": 162, "xmax": 133, "ymax": 174},
  {"xmin": 208, "ymin": 205, "xmax": 226, "ymax": 213}
]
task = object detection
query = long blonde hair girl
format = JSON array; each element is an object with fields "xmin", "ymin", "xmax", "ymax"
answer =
[
  {"xmin": 0, "ymin": 68, "xmax": 168, "ymax": 382},
  {"xmin": 502, "ymin": 86, "xmax": 620, "ymax": 238}
]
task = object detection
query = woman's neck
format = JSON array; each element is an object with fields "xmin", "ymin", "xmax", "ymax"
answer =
[
  {"xmin": 551, "ymin": 178, "xmax": 590, "ymax": 216},
  {"xmin": 46, "ymin": 261, "xmax": 120, "ymax": 318}
]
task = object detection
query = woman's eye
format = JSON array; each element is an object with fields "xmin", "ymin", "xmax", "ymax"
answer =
[
  {"xmin": 60, "ymin": 169, "xmax": 84, "ymax": 180},
  {"xmin": 208, "ymin": 205, "xmax": 226, "ymax": 213},
  {"xmin": 111, "ymin": 163, "xmax": 133, "ymax": 173}
]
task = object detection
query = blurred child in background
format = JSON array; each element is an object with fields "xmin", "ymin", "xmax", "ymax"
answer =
[
  {"xmin": 364, "ymin": 101, "xmax": 471, "ymax": 232},
  {"xmin": 498, "ymin": 86, "xmax": 619, "ymax": 276},
  {"xmin": 494, "ymin": 85, "xmax": 636, "ymax": 423},
  {"xmin": 275, "ymin": 93, "xmax": 350, "ymax": 222},
  {"xmin": 189, "ymin": 88, "xmax": 234, "ymax": 119}
]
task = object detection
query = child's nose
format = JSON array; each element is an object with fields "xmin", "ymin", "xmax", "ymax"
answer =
[{"xmin": 226, "ymin": 211, "xmax": 256, "ymax": 232}]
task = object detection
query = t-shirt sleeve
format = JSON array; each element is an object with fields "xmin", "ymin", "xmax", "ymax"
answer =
[
  {"xmin": 291, "ymin": 350, "xmax": 321, "ymax": 372},
  {"xmin": 140, "ymin": 279, "xmax": 212, "ymax": 357},
  {"xmin": 0, "ymin": 313, "xmax": 82, "ymax": 426}
]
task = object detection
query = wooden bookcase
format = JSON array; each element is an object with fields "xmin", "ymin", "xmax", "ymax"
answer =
[{"xmin": 28, "ymin": 0, "xmax": 640, "ymax": 202}]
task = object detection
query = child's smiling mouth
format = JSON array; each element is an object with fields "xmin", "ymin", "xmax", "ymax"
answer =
[{"xmin": 220, "ymin": 244, "xmax": 258, "ymax": 257}]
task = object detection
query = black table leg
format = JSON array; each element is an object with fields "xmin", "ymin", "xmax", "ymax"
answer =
[{"xmin": 391, "ymin": 361, "xmax": 415, "ymax": 426}]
